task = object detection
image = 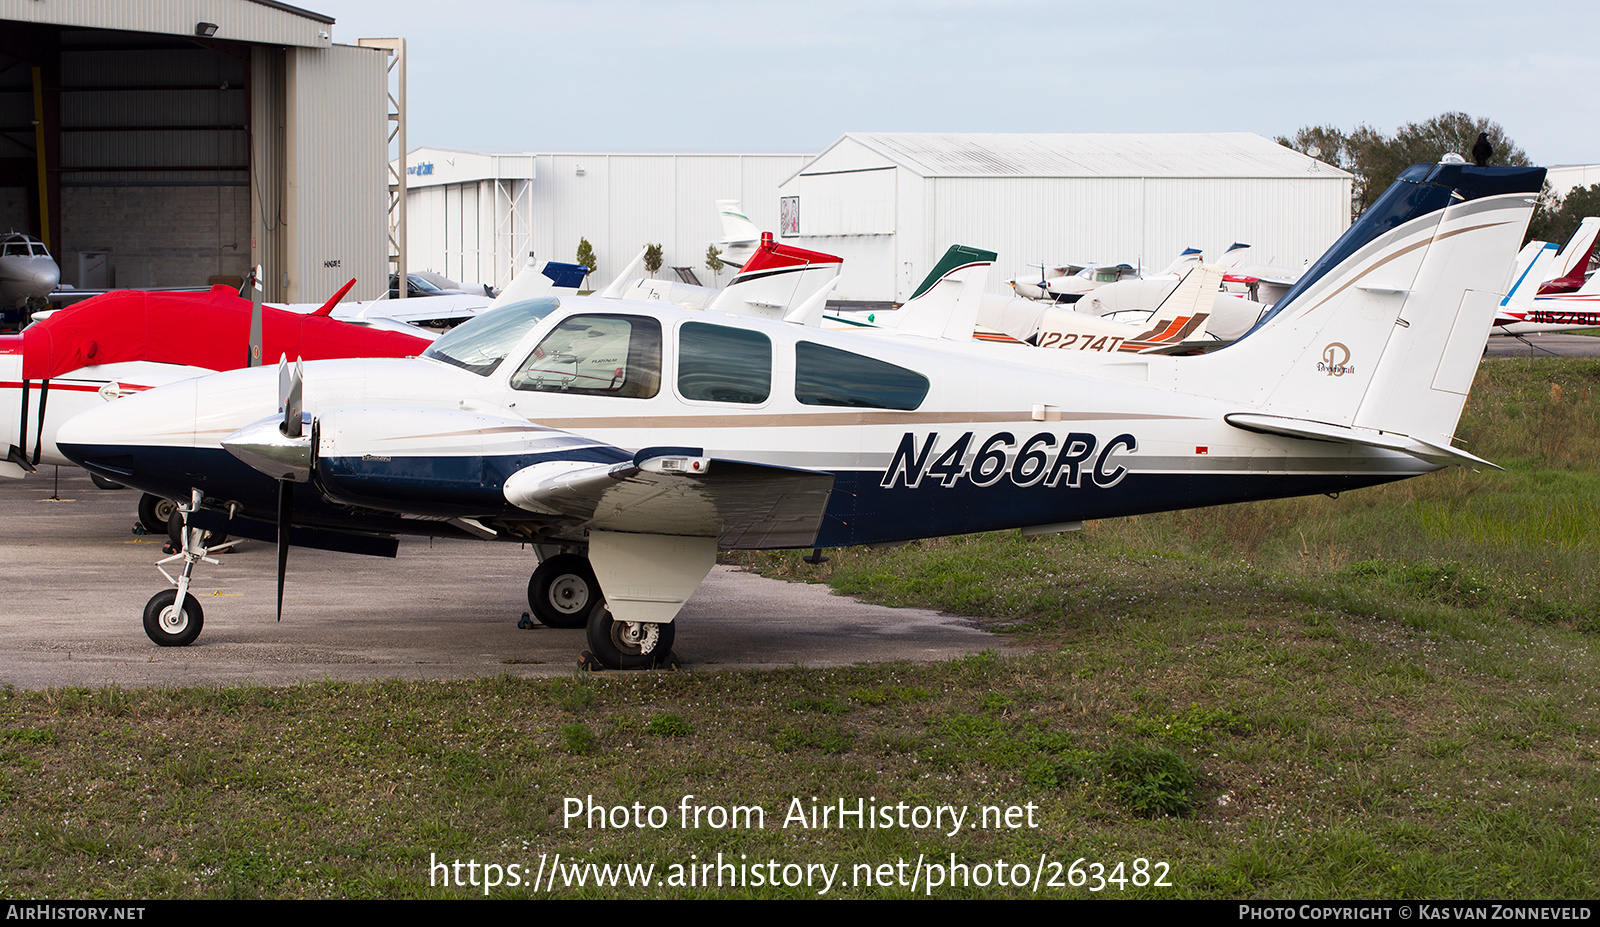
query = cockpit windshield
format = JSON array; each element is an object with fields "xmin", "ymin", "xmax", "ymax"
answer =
[
  {"xmin": 420, "ymin": 298, "xmax": 561, "ymax": 376},
  {"xmin": 2, "ymin": 236, "xmax": 47, "ymax": 258}
]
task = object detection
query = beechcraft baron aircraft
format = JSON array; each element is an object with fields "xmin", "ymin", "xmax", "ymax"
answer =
[{"xmin": 58, "ymin": 162, "xmax": 1542, "ymax": 670}]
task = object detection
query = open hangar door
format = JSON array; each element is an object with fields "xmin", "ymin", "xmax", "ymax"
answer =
[{"xmin": 0, "ymin": 22, "xmax": 256, "ymax": 292}]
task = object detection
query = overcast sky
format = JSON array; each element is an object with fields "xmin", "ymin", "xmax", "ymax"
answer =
[{"xmin": 318, "ymin": 0, "xmax": 1599, "ymax": 166}]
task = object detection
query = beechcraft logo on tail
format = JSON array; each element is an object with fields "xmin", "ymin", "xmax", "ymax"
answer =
[
  {"xmin": 1318, "ymin": 342, "xmax": 1354, "ymax": 377},
  {"xmin": 880, "ymin": 431, "xmax": 1136, "ymax": 490}
]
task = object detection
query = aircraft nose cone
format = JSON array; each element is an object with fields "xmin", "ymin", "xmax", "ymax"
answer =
[
  {"xmin": 34, "ymin": 269, "xmax": 58, "ymax": 290},
  {"xmin": 57, "ymin": 378, "xmax": 199, "ymax": 458}
]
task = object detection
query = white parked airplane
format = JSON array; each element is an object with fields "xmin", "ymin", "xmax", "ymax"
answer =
[
  {"xmin": 836, "ymin": 246, "xmax": 1222, "ymax": 354},
  {"xmin": 1491, "ymin": 236, "xmax": 1600, "ymax": 336},
  {"xmin": 57, "ymin": 162, "xmax": 1543, "ymax": 670},
  {"xmin": 713, "ymin": 200, "xmax": 764, "ymax": 268},
  {"xmin": 0, "ymin": 232, "xmax": 61, "ymax": 327},
  {"xmin": 609, "ymin": 233, "xmax": 842, "ymax": 320},
  {"xmin": 1009, "ymin": 249, "xmax": 1204, "ymax": 303},
  {"xmin": 1535, "ymin": 217, "xmax": 1599, "ymax": 295}
]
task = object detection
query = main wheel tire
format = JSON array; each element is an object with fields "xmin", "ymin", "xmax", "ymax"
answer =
[
  {"xmin": 143, "ymin": 589, "xmax": 204, "ymax": 647},
  {"xmin": 166, "ymin": 512, "xmax": 226, "ymax": 550},
  {"xmin": 138, "ymin": 494, "xmax": 178, "ymax": 534},
  {"xmin": 585, "ymin": 601, "xmax": 675, "ymax": 670},
  {"xmin": 527, "ymin": 554, "xmax": 598, "ymax": 629}
]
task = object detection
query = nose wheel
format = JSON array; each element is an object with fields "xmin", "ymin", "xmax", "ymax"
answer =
[
  {"xmin": 143, "ymin": 489, "xmax": 236, "ymax": 647},
  {"xmin": 143, "ymin": 589, "xmax": 203, "ymax": 647}
]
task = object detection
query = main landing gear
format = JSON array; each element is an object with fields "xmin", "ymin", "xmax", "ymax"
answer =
[
  {"xmin": 143, "ymin": 488, "xmax": 237, "ymax": 646},
  {"xmin": 527, "ymin": 554, "xmax": 598, "ymax": 629},
  {"xmin": 137, "ymin": 493, "xmax": 177, "ymax": 535},
  {"xmin": 526, "ymin": 550, "xmax": 676, "ymax": 670}
]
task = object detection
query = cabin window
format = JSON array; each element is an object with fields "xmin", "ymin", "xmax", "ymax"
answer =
[
  {"xmin": 794, "ymin": 342, "xmax": 928, "ymax": 410},
  {"xmin": 511, "ymin": 314, "xmax": 661, "ymax": 398},
  {"xmin": 677, "ymin": 322, "xmax": 771, "ymax": 404}
]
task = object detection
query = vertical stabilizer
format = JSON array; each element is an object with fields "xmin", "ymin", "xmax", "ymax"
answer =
[
  {"xmin": 597, "ymin": 248, "xmax": 649, "ymax": 300},
  {"xmin": 1158, "ymin": 247, "xmax": 1205, "ymax": 275},
  {"xmin": 1539, "ymin": 216, "xmax": 1600, "ymax": 293},
  {"xmin": 1217, "ymin": 242, "xmax": 1253, "ymax": 269},
  {"xmin": 717, "ymin": 200, "xmax": 761, "ymax": 244},
  {"xmin": 492, "ymin": 254, "xmax": 553, "ymax": 305},
  {"xmin": 706, "ymin": 233, "xmax": 842, "ymax": 320},
  {"xmin": 894, "ymin": 246, "xmax": 997, "ymax": 340},
  {"xmin": 1183, "ymin": 163, "xmax": 1544, "ymax": 448},
  {"xmin": 1499, "ymin": 241, "xmax": 1560, "ymax": 314}
]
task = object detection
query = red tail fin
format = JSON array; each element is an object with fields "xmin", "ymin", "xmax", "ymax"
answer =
[{"xmin": 312, "ymin": 279, "xmax": 358, "ymax": 316}]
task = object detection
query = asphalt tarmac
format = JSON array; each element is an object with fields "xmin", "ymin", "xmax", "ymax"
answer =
[
  {"xmin": 8, "ymin": 334, "xmax": 1590, "ymax": 690},
  {"xmin": 0, "ymin": 470, "xmax": 1007, "ymax": 689}
]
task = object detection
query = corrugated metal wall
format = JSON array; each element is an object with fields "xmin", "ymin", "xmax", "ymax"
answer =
[
  {"xmin": 250, "ymin": 45, "xmax": 286, "ymax": 299},
  {"xmin": 535, "ymin": 154, "xmax": 805, "ymax": 287},
  {"xmin": 0, "ymin": 0, "xmax": 331, "ymax": 48},
  {"xmin": 285, "ymin": 43, "xmax": 387, "ymax": 302},
  {"xmin": 918, "ymin": 175, "xmax": 1350, "ymax": 299},
  {"xmin": 406, "ymin": 154, "xmax": 807, "ymax": 291}
]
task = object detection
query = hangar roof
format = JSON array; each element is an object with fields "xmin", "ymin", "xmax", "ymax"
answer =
[
  {"xmin": 1, "ymin": 0, "xmax": 335, "ymax": 47},
  {"xmin": 795, "ymin": 132, "xmax": 1349, "ymax": 182}
]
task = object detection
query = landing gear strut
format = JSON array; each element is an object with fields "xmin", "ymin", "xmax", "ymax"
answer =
[
  {"xmin": 525, "ymin": 548, "xmax": 676, "ymax": 669},
  {"xmin": 143, "ymin": 488, "xmax": 236, "ymax": 647}
]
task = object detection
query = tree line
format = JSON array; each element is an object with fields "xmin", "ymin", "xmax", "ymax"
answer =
[{"xmin": 1276, "ymin": 112, "xmax": 1598, "ymax": 246}]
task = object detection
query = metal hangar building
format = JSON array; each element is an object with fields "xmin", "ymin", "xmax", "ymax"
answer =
[
  {"xmin": 778, "ymin": 132, "xmax": 1353, "ymax": 302},
  {"xmin": 0, "ymin": 0, "xmax": 393, "ymax": 303}
]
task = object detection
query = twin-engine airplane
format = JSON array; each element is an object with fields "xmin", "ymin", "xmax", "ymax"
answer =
[{"xmin": 58, "ymin": 163, "xmax": 1544, "ymax": 669}]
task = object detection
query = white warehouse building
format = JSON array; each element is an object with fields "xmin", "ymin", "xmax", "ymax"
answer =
[
  {"xmin": 402, "ymin": 133, "xmax": 1351, "ymax": 304},
  {"xmin": 779, "ymin": 132, "xmax": 1353, "ymax": 302}
]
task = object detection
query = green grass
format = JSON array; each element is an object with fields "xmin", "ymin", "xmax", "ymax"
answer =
[{"xmin": 2, "ymin": 358, "xmax": 1598, "ymax": 898}]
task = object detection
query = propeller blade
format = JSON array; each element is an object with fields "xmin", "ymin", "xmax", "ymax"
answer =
[
  {"xmin": 247, "ymin": 264, "xmax": 264, "ymax": 367},
  {"xmin": 276, "ymin": 479, "xmax": 292, "ymax": 621},
  {"xmin": 281, "ymin": 359, "xmax": 304, "ymax": 439}
]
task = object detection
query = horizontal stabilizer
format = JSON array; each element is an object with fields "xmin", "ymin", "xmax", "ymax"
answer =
[
  {"xmin": 1224, "ymin": 412, "xmax": 1500, "ymax": 469},
  {"xmin": 504, "ymin": 452, "xmax": 834, "ymax": 548}
]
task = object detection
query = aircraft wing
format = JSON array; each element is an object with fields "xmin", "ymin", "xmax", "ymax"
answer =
[
  {"xmin": 265, "ymin": 404, "xmax": 836, "ymax": 550},
  {"xmin": 503, "ymin": 449, "xmax": 835, "ymax": 549}
]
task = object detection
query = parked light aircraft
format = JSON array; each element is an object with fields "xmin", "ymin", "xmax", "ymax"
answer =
[
  {"xmin": 57, "ymin": 163, "xmax": 1542, "ymax": 670},
  {"xmin": 713, "ymin": 200, "xmax": 763, "ymax": 268},
  {"xmin": 1492, "ymin": 236, "xmax": 1600, "ymax": 336},
  {"xmin": 0, "ymin": 233, "xmax": 61, "ymax": 328},
  {"xmin": 1, "ymin": 284, "xmax": 432, "ymax": 484},
  {"xmin": 1028, "ymin": 249, "xmax": 1204, "ymax": 304},
  {"xmin": 834, "ymin": 246, "xmax": 1222, "ymax": 354},
  {"xmin": 610, "ymin": 233, "xmax": 841, "ymax": 319},
  {"xmin": 1536, "ymin": 217, "xmax": 1599, "ymax": 295}
]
